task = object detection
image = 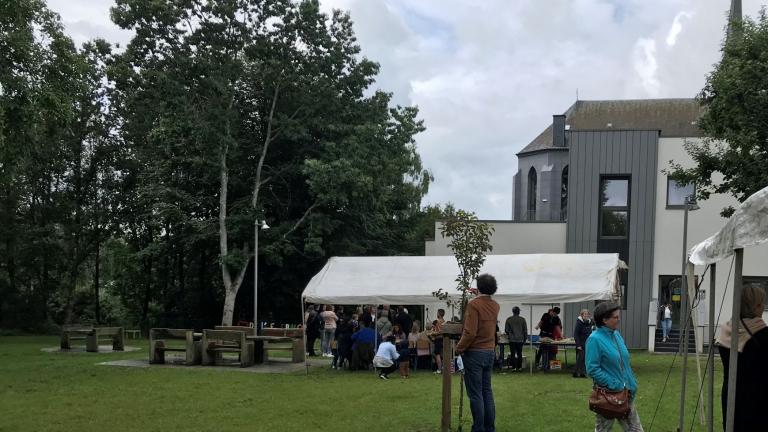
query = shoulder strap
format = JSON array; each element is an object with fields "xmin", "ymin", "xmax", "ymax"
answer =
[{"xmin": 611, "ymin": 332, "xmax": 626, "ymax": 388}]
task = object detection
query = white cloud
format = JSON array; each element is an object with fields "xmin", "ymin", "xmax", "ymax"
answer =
[
  {"xmin": 43, "ymin": 0, "xmax": 768, "ymax": 219},
  {"xmin": 633, "ymin": 38, "xmax": 660, "ymax": 97},
  {"xmin": 666, "ymin": 11, "xmax": 693, "ymax": 47}
]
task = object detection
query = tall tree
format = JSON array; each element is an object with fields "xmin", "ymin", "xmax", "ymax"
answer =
[
  {"xmin": 668, "ymin": 11, "xmax": 768, "ymax": 217},
  {"xmin": 110, "ymin": 0, "xmax": 431, "ymax": 326}
]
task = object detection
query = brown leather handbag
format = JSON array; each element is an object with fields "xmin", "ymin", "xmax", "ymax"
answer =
[{"xmin": 588, "ymin": 335, "xmax": 631, "ymax": 419}]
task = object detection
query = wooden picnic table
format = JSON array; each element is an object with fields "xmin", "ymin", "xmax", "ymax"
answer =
[{"xmin": 246, "ymin": 335, "xmax": 303, "ymax": 363}]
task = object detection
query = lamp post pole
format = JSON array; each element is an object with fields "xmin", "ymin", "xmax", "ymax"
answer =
[
  {"xmin": 254, "ymin": 219, "xmax": 259, "ymax": 330},
  {"xmin": 678, "ymin": 195, "xmax": 695, "ymax": 432},
  {"xmin": 253, "ymin": 220, "xmax": 268, "ymax": 330}
]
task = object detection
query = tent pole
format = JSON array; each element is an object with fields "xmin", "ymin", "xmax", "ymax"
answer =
[
  {"xmin": 529, "ymin": 304, "xmax": 534, "ymax": 375},
  {"xmin": 301, "ymin": 298, "xmax": 308, "ymax": 375},
  {"xmin": 725, "ymin": 248, "xmax": 743, "ymax": 432},
  {"xmin": 689, "ymin": 263, "xmax": 706, "ymax": 425},
  {"xmin": 707, "ymin": 263, "xmax": 716, "ymax": 432}
]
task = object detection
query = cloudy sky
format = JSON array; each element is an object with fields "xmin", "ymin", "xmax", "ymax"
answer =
[{"xmin": 47, "ymin": 0, "xmax": 763, "ymax": 219}]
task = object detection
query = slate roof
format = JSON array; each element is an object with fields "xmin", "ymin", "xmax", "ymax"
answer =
[{"xmin": 518, "ymin": 99, "xmax": 705, "ymax": 155}]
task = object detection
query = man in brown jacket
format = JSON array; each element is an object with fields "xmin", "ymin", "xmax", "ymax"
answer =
[{"xmin": 456, "ymin": 273, "xmax": 500, "ymax": 432}]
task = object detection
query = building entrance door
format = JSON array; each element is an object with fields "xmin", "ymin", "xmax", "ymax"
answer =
[{"xmin": 658, "ymin": 275, "xmax": 682, "ymax": 327}]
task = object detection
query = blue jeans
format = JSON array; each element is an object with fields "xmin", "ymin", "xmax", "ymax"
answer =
[
  {"xmin": 462, "ymin": 350, "xmax": 496, "ymax": 432},
  {"xmin": 662, "ymin": 319, "xmax": 672, "ymax": 339}
]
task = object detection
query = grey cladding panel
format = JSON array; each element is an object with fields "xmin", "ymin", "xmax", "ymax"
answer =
[{"xmin": 566, "ymin": 130, "xmax": 659, "ymax": 349}]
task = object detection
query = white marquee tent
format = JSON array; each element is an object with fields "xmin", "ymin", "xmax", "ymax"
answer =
[{"xmin": 302, "ymin": 253, "xmax": 624, "ymax": 306}]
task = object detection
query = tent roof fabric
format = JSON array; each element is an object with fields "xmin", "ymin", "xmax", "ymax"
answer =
[
  {"xmin": 302, "ymin": 253, "xmax": 622, "ymax": 305},
  {"xmin": 689, "ymin": 185, "xmax": 768, "ymax": 265}
]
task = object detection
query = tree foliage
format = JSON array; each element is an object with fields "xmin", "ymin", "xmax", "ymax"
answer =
[
  {"xmin": 668, "ymin": 11, "xmax": 768, "ymax": 217},
  {"xmin": 433, "ymin": 209, "xmax": 494, "ymax": 319},
  {"xmin": 1, "ymin": 0, "xmax": 434, "ymax": 331}
]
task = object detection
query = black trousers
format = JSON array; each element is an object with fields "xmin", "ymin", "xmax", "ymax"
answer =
[
  {"xmin": 510, "ymin": 342, "xmax": 524, "ymax": 369},
  {"xmin": 306, "ymin": 334, "xmax": 318, "ymax": 355},
  {"xmin": 377, "ymin": 364, "xmax": 397, "ymax": 376},
  {"xmin": 573, "ymin": 347, "xmax": 586, "ymax": 376}
]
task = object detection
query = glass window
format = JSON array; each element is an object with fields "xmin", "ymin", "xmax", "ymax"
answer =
[
  {"xmin": 601, "ymin": 179, "xmax": 629, "ymax": 207},
  {"xmin": 667, "ymin": 178, "xmax": 695, "ymax": 207},
  {"xmin": 599, "ymin": 176, "xmax": 630, "ymax": 238},
  {"xmin": 601, "ymin": 209, "xmax": 628, "ymax": 237}
]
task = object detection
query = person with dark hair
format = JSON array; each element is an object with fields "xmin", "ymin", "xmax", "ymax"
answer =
[
  {"xmin": 373, "ymin": 335, "xmax": 399, "ymax": 380},
  {"xmin": 586, "ymin": 302, "xmax": 642, "ymax": 431},
  {"xmin": 394, "ymin": 305, "xmax": 413, "ymax": 339},
  {"xmin": 505, "ymin": 306, "xmax": 527, "ymax": 371},
  {"xmin": 572, "ymin": 309, "xmax": 592, "ymax": 378},
  {"xmin": 456, "ymin": 273, "xmax": 500, "ymax": 432},
  {"xmin": 304, "ymin": 305, "xmax": 321, "ymax": 357},
  {"xmin": 717, "ymin": 284, "xmax": 768, "ymax": 431},
  {"xmin": 430, "ymin": 308, "xmax": 446, "ymax": 374},
  {"xmin": 535, "ymin": 308, "xmax": 555, "ymax": 370}
]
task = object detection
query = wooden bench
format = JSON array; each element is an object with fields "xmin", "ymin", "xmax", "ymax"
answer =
[
  {"xmin": 61, "ymin": 324, "xmax": 94, "ymax": 350},
  {"xmin": 258, "ymin": 328, "xmax": 304, "ymax": 363},
  {"xmin": 149, "ymin": 328, "xmax": 202, "ymax": 365},
  {"xmin": 61, "ymin": 325, "xmax": 124, "ymax": 352},
  {"xmin": 260, "ymin": 328, "xmax": 303, "ymax": 338},
  {"xmin": 125, "ymin": 329, "xmax": 141, "ymax": 339},
  {"xmin": 202, "ymin": 329, "xmax": 253, "ymax": 367},
  {"xmin": 87, "ymin": 327, "xmax": 125, "ymax": 352}
]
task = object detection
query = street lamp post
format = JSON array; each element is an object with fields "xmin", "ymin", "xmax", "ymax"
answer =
[
  {"xmin": 253, "ymin": 219, "xmax": 269, "ymax": 331},
  {"xmin": 678, "ymin": 195, "xmax": 699, "ymax": 432}
]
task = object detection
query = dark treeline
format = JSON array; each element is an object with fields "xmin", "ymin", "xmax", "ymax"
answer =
[{"xmin": 0, "ymin": 0, "xmax": 452, "ymax": 332}]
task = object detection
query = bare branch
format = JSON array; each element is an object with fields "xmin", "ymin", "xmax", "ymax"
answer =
[
  {"xmin": 282, "ymin": 200, "xmax": 323, "ymax": 240},
  {"xmin": 252, "ymin": 81, "xmax": 282, "ymax": 210}
]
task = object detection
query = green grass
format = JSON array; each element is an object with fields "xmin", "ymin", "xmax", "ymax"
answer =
[{"xmin": 0, "ymin": 336, "xmax": 723, "ymax": 431}]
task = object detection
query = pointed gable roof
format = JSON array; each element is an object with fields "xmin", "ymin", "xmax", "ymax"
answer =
[{"xmin": 518, "ymin": 99, "xmax": 705, "ymax": 155}]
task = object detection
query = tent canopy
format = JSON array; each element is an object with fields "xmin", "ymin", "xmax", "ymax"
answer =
[
  {"xmin": 302, "ymin": 253, "xmax": 622, "ymax": 305},
  {"xmin": 689, "ymin": 185, "xmax": 768, "ymax": 265}
]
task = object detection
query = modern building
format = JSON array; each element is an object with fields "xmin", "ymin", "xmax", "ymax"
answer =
[{"xmin": 426, "ymin": 99, "xmax": 768, "ymax": 350}]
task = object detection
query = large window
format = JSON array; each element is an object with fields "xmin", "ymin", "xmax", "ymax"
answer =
[
  {"xmin": 527, "ymin": 167, "xmax": 537, "ymax": 220},
  {"xmin": 744, "ymin": 276, "xmax": 768, "ymax": 310},
  {"xmin": 599, "ymin": 177, "xmax": 630, "ymax": 238},
  {"xmin": 667, "ymin": 177, "xmax": 695, "ymax": 208},
  {"xmin": 561, "ymin": 165, "xmax": 568, "ymax": 221}
]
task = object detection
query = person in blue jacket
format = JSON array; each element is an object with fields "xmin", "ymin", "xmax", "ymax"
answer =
[{"xmin": 586, "ymin": 302, "xmax": 643, "ymax": 431}]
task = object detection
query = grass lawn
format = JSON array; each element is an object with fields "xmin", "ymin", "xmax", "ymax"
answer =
[{"xmin": 0, "ymin": 336, "xmax": 723, "ymax": 431}]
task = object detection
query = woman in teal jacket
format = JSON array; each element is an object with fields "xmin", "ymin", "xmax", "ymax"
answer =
[{"xmin": 586, "ymin": 302, "xmax": 643, "ymax": 431}]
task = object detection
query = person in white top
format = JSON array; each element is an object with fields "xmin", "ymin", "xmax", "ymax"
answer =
[
  {"xmin": 661, "ymin": 304, "xmax": 673, "ymax": 342},
  {"xmin": 373, "ymin": 335, "xmax": 399, "ymax": 380}
]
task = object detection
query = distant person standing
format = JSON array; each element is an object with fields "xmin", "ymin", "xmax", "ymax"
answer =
[
  {"xmin": 535, "ymin": 308, "xmax": 555, "ymax": 370},
  {"xmin": 320, "ymin": 305, "xmax": 338, "ymax": 357},
  {"xmin": 395, "ymin": 306, "xmax": 413, "ymax": 339},
  {"xmin": 572, "ymin": 309, "xmax": 592, "ymax": 378},
  {"xmin": 505, "ymin": 306, "xmax": 527, "ymax": 371},
  {"xmin": 456, "ymin": 274, "xmax": 500, "ymax": 432},
  {"xmin": 661, "ymin": 304, "xmax": 673, "ymax": 342},
  {"xmin": 430, "ymin": 308, "xmax": 446, "ymax": 374}
]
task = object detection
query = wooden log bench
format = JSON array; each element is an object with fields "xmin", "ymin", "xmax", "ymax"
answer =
[
  {"xmin": 87, "ymin": 327, "xmax": 125, "ymax": 352},
  {"xmin": 258, "ymin": 328, "xmax": 304, "ymax": 363},
  {"xmin": 202, "ymin": 329, "xmax": 254, "ymax": 367},
  {"xmin": 60, "ymin": 325, "xmax": 94, "ymax": 350},
  {"xmin": 149, "ymin": 328, "xmax": 202, "ymax": 365}
]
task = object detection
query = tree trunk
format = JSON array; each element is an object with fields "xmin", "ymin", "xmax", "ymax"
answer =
[{"xmin": 93, "ymin": 237, "xmax": 100, "ymax": 324}]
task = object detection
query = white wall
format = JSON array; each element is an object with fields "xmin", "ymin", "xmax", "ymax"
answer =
[
  {"xmin": 654, "ymin": 138, "xmax": 768, "ymax": 334},
  {"xmin": 427, "ymin": 221, "xmax": 567, "ymax": 256}
]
